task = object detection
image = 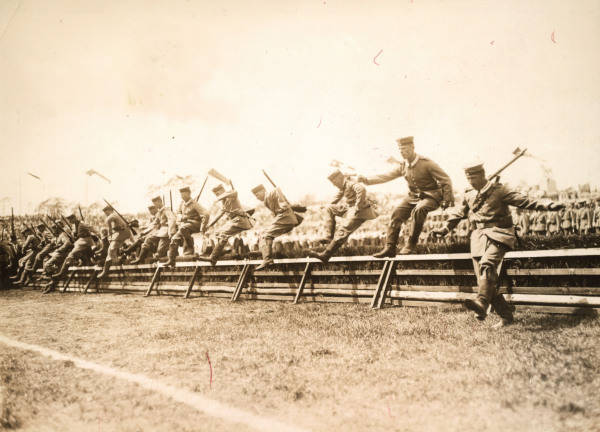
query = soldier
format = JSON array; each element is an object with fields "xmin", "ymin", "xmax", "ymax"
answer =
[
  {"xmin": 577, "ymin": 200, "xmax": 593, "ymax": 235},
  {"xmin": 42, "ymin": 220, "xmax": 73, "ymax": 290},
  {"xmin": 547, "ymin": 209, "xmax": 560, "ymax": 236},
  {"xmin": 130, "ymin": 205, "xmax": 160, "ymax": 264},
  {"xmin": 15, "ymin": 222, "xmax": 57, "ymax": 287},
  {"xmin": 356, "ymin": 136, "xmax": 453, "ymax": 256},
  {"xmin": 593, "ymin": 201, "xmax": 600, "ymax": 233},
  {"xmin": 251, "ymin": 184, "xmax": 305, "ymax": 270},
  {"xmin": 199, "ymin": 184, "xmax": 253, "ymax": 266},
  {"xmin": 560, "ymin": 204, "xmax": 576, "ymax": 234},
  {"xmin": 433, "ymin": 161, "xmax": 564, "ymax": 328},
  {"xmin": 142, "ymin": 196, "xmax": 176, "ymax": 263},
  {"xmin": 165, "ymin": 186, "xmax": 209, "ymax": 266},
  {"xmin": 48, "ymin": 213, "xmax": 98, "ymax": 287},
  {"xmin": 531, "ymin": 210, "xmax": 548, "ymax": 237},
  {"xmin": 10, "ymin": 227, "xmax": 39, "ymax": 285},
  {"xmin": 514, "ymin": 208, "xmax": 530, "ymax": 237},
  {"xmin": 308, "ymin": 169, "xmax": 378, "ymax": 262},
  {"xmin": 97, "ymin": 205, "xmax": 134, "ymax": 279}
]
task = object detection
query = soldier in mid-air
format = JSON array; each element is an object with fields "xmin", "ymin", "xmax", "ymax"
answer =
[
  {"xmin": 308, "ymin": 169, "xmax": 378, "ymax": 263},
  {"xmin": 199, "ymin": 184, "xmax": 253, "ymax": 266},
  {"xmin": 433, "ymin": 161, "xmax": 564, "ymax": 328},
  {"xmin": 356, "ymin": 136, "xmax": 453, "ymax": 256},
  {"xmin": 97, "ymin": 204, "xmax": 134, "ymax": 279},
  {"xmin": 165, "ymin": 186, "xmax": 209, "ymax": 266},
  {"xmin": 251, "ymin": 184, "xmax": 305, "ymax": 270}
]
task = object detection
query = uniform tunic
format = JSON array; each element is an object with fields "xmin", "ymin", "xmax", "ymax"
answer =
[
  {"xmin": 216, "ymin": 190, "xmax": 253, "ymax": 240},
  {"xmin": 327, "ymin": 179, "xmax": 378, "ymax": 241},
  {"xmin": 172, "ymin": 199, "xmax": 209, "ymax": 254},
  {"xmin": 106, "ymin": 212, "xmax": 133, "ymax": 261},
  {"xmin": 262, "ymin": 188, "xmax": 301, "ymax": 240},
  {"xmin": 362, "ymin": 155, "xmax": 453, "ymax": 243}
]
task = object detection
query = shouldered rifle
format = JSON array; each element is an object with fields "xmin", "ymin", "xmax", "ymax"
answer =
[
  {"xmin": 471, "ymin": 147, "xmax": 528, "ymax": 213},
  {"xmin": 195, "ymin": 176, "xmax": 208, "ymax": 202},
  {"xmin": 102, "ymin": 199, "xmax": 138, "ymax": 235},
  {"xmin": 78, "ymin": 205, "xmax": 85, "ymax": 221},
  {"xmin": 39, "ymin": 218, "xmax": 57, "ymax": 239},
  {"xmin": 60, "ymin": 215, "xmax": 76, "ymax": 238}
]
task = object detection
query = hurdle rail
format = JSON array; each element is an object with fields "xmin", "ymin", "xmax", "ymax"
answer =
[{"xmin": 30, "ymin": 248, "xmax": 600, "ymax": 315}]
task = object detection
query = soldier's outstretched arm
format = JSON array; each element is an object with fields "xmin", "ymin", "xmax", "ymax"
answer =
[
  {"xmin": 502, "ymin": 186, "xmax": 564, "ymax": 211},
  {"xmin": 330, "ymin": 189, "xmax": 344, "ymax": 205},
  {"xmin": 358, "ymin": 165, "xmax": 405, "ymax": 186}
]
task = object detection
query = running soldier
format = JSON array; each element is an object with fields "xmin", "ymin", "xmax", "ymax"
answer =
[
  {"xmin": 433, "ymin": 161, "xmax": 564, "ymax": 328},
  {"xmin": 356, "ymin": 136, "xmax": 453, "ymax": 256},
  {"xmin": 97, "ymin": 204, "xmax": 134, "ymax": 278},
  {"xmin": 165, "ymin": 186, "xmax": 209, "ymax": 266},
  {"xmin": 308, "ymin": 169, "xmax": 378, "ymax": 263},
  {"xmin": 251, "ymin": 184, "xmax": 305, "ymax": 270},
  {"xmin": 199, "ymin": 184, "xmax": 253, "ymax": 266}
]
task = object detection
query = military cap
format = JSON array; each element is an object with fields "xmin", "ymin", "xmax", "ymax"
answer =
[
  {"xmin": 327, "ymin": 169, "xmax": 344, "ymax": 183},
  {"xmin": 36, "ymin": 223, "xmax": 46, "ymax": 230},
  {"xmin": 66, "ymin": 213, "xmax": 77, "ymax": 221},
  {"xmin": 21, "ymin": 227, "xmax": 31, "ymax": 235},
  {"xmin": 151, "ymin": 195, "xmax": 162, "ymax": 203},
  {"xmin": 396, "ymin": 136, "xmax": 414, "ymax": 147},
  {"xmin": 147, "ymin": 205, "xmax": 156, "ymax": 211},
  {"xmin": 130, "ymin": 219, "xmax": 140, "ymax": 228},
  {"xmin": 212, "ymin": 184, "xmax": 225, "ymax": 196},
  {"xmin": 463, "ymin": 160, "xmax": 485, "ymax": 175},
  {"xmin": 251, "ymin": 184, "xmax": 265, "ymax": 195},
  {"xmin": 102, "ymin": 204, "xmax": 112, "ymax": 212},
  {"xmin": 179, "ymin": 186, "xmax": 191, "ymax": 193}
]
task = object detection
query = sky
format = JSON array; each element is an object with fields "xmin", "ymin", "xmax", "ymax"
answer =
[{"xmin": 1, "ymin": 0, "xmax": 599, "ymax": 214}]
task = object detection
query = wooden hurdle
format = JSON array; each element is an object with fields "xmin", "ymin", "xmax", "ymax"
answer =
[{"xmin": 32, "ymin": 248, "xmax": 600, "ymax": 315}]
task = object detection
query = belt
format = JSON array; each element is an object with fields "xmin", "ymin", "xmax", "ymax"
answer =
[{"xmin": 473, "ymin": 221, "xmax": 513, "ymax": 229}]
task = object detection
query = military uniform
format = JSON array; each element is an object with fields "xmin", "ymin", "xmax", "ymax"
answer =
[
  {"xmin": 531, "ymin": 211, "xmax": 547, "ymax": 236},
  {"xmin": 97, "ymin": 206, "xmax": 134, "ymax": 278},
  {"xmin": 201, "ymin": 186, "xmax": 253, "ymax": 265},
  {"xmin": 43, "ymin": 230, "xmax": 73, "ymax": 277},
  {"xmin": 577, "ymin": 203, "xmax": 592, "ymax": 234},
  {"xmin": 309, "ymin": 170, "xmax": 378, "ymax": 262},
  {"xmin": 440, "ymin": 163, "xmax": 563, "ymax": 326},
  {"xmin": 146, "ymin": 198, "xmax": 177, "ymax": 260},
  {"xmin": 253, "ymin": 185, "xmax": 303, "ymax": 269},
  {"xmin": 166, "ymin": 188, "xmax": 209, "ymax": 265},
  {"xmin": 359, "ymin": 136, "xmax": 453, "ymax": 255},
  {"xmin": 560, "ymin": 207, "xmax": 576, "ymax": 233}
]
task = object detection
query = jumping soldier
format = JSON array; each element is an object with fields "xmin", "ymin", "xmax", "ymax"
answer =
[
  {"xmin": 356, "ymin": 136, "xmax": 453, "ymax": 256},
  {"xmin": 165, "ymin": 186, "xmax": 209, "ymax": 266},
  {"xmin": 130, "ymin": 205, "xmax": 160, "ymax": 264},
  {"xmin": 199, "ymin": 184, "xmax": 253, "ymax": 266},
  {"xmin": 251, "ymin": 184, "xmax": 305, "ymax": 270},
  {"xmin": 433, "ymin": 161, "xmax": 564, "ymax": 328},
  {"xmin": 308, "ymin": 169, "xmax": 378, "ymax": 263},
  {"xmin": 97, "ymin": 204, "xmax": 134, "ymax": 279}
]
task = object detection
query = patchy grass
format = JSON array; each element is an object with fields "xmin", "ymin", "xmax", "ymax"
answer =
[{"xmin": 0, "ymin": 289, "xmax": 598, "ymax": 431}]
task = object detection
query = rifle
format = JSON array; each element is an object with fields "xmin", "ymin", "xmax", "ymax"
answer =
[
  {"xmin": 78, "ymin": 205, "xmax": 84, "ymax": 221},
  {"xmin": 169, "ymin": 190, "xmax": 173, "ymax": 212},
  {"xmin": 262, "ymin": 169, "xmax": 292, "ymax": 205},
  {"xmin": 208, "ymin": 168, "xmax": 234, "ymax": 189},
  {"xmin": 60, "ymin": 215, "xmax": 77, "ymax": 239},
  {"xmin": 488, "ymin": 147, "xmax": 528, "ymax": 182},
  {"xmin": 195, "ymin": 176, "xmax": 208, "ymax": 202},
  {"xmin": 51, "ymin": 216, "xmax": 74, "ymax": 243},
  {"xmin": 39, "ymin": 218, "xmax": 57, "ymax": 239},
  {"xmin": 471, "ymin": 147, "xmax": 528, "ymax": 212},
  {"xmin": 102, "ymin": 199, "xmax": 138, "ymax": 235},
  {"xmin": 10, "ymin": 207, "xmax": 15, "ymax": 242}
]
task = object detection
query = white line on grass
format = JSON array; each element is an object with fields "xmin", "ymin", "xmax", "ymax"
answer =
[{"xmin": 0, "ymin": 334, "xmax": 309, "ymax": 432}]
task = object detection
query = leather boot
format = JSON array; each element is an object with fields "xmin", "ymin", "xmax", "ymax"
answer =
[
  {"xmin": 373, "ymin": 226, "xmax": 400, "ymax": 258},
  {"xmin": 490, "ymin": 294, "xmax": 515, "ymax": 328},
  {"xmin": 399, "ymin": 241, "xmax": 417, "ymax": 254},
  {"xmin": 51, "ymin": 257, "xmax": 73, "ymax": 280},
  {"xmin": 97, "ymin": 259, "xmax": 112, "ymax": 279},
  {"xmin": 465, "ymin": 277, "xmax": 497, "ymax": 320},
  {"xmin": 165, "ymin": 243, "xmax": 179, "ymax": 267},
  {"xmin": 199, "ymin": 240, "xmax": 225, "ymax": 266},
  {"xmin": 15, "ymin": 267, "xmax": 31, "ymax": 286},
  {"xmin": 131, "ymin": 246, "xmax": 150, "ymax": 265},
  {"xmin": 42, "ymin": 280, "xmax": 56, "ymax": 294},
  {"xmin": 309, "ymin": 238, "xmax": 344, "ymax": 263},
  {"xmin": 256, "ymin": 238, "xmax": 274, "ymax": 270}
]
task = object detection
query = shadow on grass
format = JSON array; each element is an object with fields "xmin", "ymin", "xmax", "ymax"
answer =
[{"xmin": 519, "ymin": 309, "xmax": 598, "ymax": 332}]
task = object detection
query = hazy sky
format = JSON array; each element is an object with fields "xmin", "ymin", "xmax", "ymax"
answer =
[{"xmin": 1, "ymin": 0, "xmax": 599, "ymax": 213}]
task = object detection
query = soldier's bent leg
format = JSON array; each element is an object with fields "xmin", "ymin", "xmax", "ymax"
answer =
[
  {"xmin": 465, "ymin": 240, "xmax": 508, "ymax": 321},
  {"xmin": 166, "ymin": 238, "xmax": 182, "ymax": 267},
  {"xmin": 403, "ymin": 197, "xmax": 439, "ymax": 253},
  {"xmin": 324, "ymin": 205, "xmax": 345, "ymax": 242},
  {"xmin": 156, "ymin": 237, "xmax": 170, "ymax": 259},
  {"xmin": 374, "ymin": 198, "xmax": 414, "ymax": 258}
]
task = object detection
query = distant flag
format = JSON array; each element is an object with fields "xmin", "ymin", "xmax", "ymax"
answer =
[
  {"xmin": 85, "ymin": 169, "xmax": 111, "ymax": 184},
  {"xmin": 27, "ymin": 172, "xmax": 41, "ymax": 180}
]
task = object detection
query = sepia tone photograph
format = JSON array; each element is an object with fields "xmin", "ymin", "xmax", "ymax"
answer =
[{"xmin": 1, "ymin": 0, "xmax": 599, "ymax": 430}]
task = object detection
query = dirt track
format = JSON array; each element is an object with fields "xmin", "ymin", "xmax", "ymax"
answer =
[{"xmin": 1, "ymin": 289, "xmax": 599, "ymax": 431}]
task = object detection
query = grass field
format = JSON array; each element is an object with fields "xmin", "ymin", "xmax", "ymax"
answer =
[{"xmin": 1, "ymin": 289, "xmax": 599, "ymax": 431}]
